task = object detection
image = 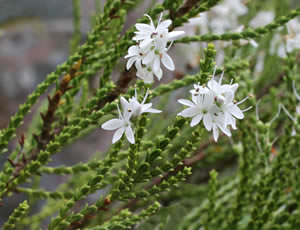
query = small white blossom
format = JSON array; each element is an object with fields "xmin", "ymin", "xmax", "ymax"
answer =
[
  {"xmin": 142, "ymin": 41, "xmax": 175, "ymax": 72},
  {"xmin": 102, "ymin": 89, "xmax": 161, "ymax": 144},
  {"xmin": 210, "ymin": 0, "xmax": 248, "ymax": 34},
  {"xmin": 190, "ymin": 83, "xmax": 210, "ymax": 95},
  {"xmin": 211, "ymin": 114, "xmax": 232, "ymax": 142},
  {"xmin": 133, "ymin": 14, "xmax": 185, "ymax": 48},
  {"xmin": 136, "ymin": 62, "xmax": 162, "ymax": 83},
  {"xmin": 125, "ymin": 45, "xmax": 147, "ymax": 70},
  {"xmin": 249, "ymin": 11, "xmax": 275, "ymax": 28},
  {"xmin": 270, "ymin": 19, "xmax": 300, "ymax": 57},
  {"xmin": 177, "ymin": 68, "xmax": 249, "ymax": 142},
  {"xmin": 127, "ymin": 89, "xmax": 162, "ymax": 116},
  {"xmin": 286, "ymin": 19, "xmax": 300, "ymax": 52},
  {"xmin": 125, "ymin": 13, "xmax": 185, "ymax": 83},
  {"xmin": 178, "ymin": 93, "xmax": 216, "ymax": 129},
  {"xmin": 101, "ymin": 104, "xmax": 135, "ymax": 144},
  {"xmin": 206, "ymin": 70, "xmax": 238, "ymax": 104},
  {"xmin": 219, "ymin": 91, "xmax": 247, "ymax": 129}
]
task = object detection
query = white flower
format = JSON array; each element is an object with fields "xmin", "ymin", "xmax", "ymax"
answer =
[
  {"xmin": 270, "ymin": 19, "xmax": 300, "ymax": 57},
  {"xmin": 136, "ymin": 62, "xmax": 162, "ymax": 83},
  {"xmin": 133, "ymin": 14, "xmax": 171, "ymax": 48},
  {"xmin": 270, "ymin": 34, "xmax": 286, "ymax": 58},
  {"xmin": 125, "ymin": 13, "xmax": 185, "ymax": 84},
  {"xmin": 188, "ymin": 13, "xmax": 209, "ymax": 34},
  {"xmin": 211, "ymin": 114, "xmax": 232, "ymax": 142},
  {"xmin": 125, "ymin": 45, "xmax": 147, "ymax": 70},
  {"xmin": 286, "ymin": 34, "xmax": 300, "ymax": 53},
  {"xmin": 286, "ymin": 19, "xmax": 300, "ymax": 52},
  {"xmin": 222, "ymin": 0, "xmax": 248, "ymax": 16},
  {"xmin": 190, "ymin": 83, "xmax": 210, "ymax": 95},
  {"xmin": 219, "ymin": 91, "xmax": 247, "ymax": 129},
  {"xmin": 133, "ymin": 13, "xmax": 185, "ymax": 48},
  {"xmin": 177, "ymin": 68, "xmax": 249, "ymax": 142},
  {"xmin": 102, "ymin": 89, "xmax": 161, "ymax": 144},
  {"xmin": 210, "ymin": 0, "xmax": 248, "ymax": 34},
  {"xmin": 142, "ymin": 42, "xmax": 175, "ymax": 72},
  {"xmin": 127, "ymin": 89, "xmax": 162, "ymax": 116},
  {"xmin": 101, "ymin": 104, "xmax": 135, "ymax": 144},
  {"xmin": 249, "ymin": 11, "xmax": 275, "ymax": 28},
  {"xmin": 207, "ymin": 70, "xmax": 238, "ymax": 104},
  {"xmin": 178, "ymin": 93, "xmax": 216, "ymax": 129}
]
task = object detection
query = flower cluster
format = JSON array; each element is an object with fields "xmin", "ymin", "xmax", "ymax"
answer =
[
  {"xmin": 101, "ymin": 89, "xmax": 161, "ymax": 144},
  {"xmin": 271, "ymin": 18, "xmax": 300, "ymax": 58},
  {"xmin": 185, "ymin": 0, "xmax": 256, "ymax": 66},
  {"xmin": 177, "ymin": 69, "xmax": 250, "ymax": 142},
  {"xmin": 188, "ymin": 0, "xmax": 248, "ymax": 35},
  {"xmin": 125, "ymin": 14, "xmax": 185, "ymax": 83}
]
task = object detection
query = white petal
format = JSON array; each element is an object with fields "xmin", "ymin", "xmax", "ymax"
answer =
[
  {"xmin": 217, "ymin": 123, "xmax": 231, "ymax": 137},
  {"xmin": 153, "ymin": 56, "xmax": 160, "ymax": 72},
  {"xmin": 143, "ymin": 72, "xmax": 154, "ymax": 83},
  {"xmin": 178, "ymin": 107, "xmax": 199, "ymax": 117},
  {"xmin": 140, "ymin": 38, "xmax": 153, "ymax": 48},
  {"xmin": 112, "ymin": 127, "xmax": 126, "ymax": 143},
  {"xmin": 190, "ymin": 114, "xmax": 203, "ymax": 127},
  {"xmin": 154, "ymin": 68, "xmax": 163, "ymax": 80},
  {"xmin": 203, "ymin": 114, "xmax": 213, "ymax": 131},
  {"xmin": 203, "ymin": 93, "xmax": 215, "ymax": 108},
  {"xmin": 168, "ymin": 31, "xmax": 185, "ymax": 41},
  {"xmin": 127, "ymin": 45, "xmax": 139, "ymax": 56},
  {"xmin": 145, "ymin": 108, "xmax": 161, "ymax": 114},
  {"xmin": 120, "ymin": 97, "xmax": 129, "ymax": 111},
  {"xmin": 123, "ymin": 109, "xmax": 132, "ymax": 121},
  {"xmin": 212, "ymin": 125, "xmax": 219, "ymax": 142},
  {"xmin": 192, "ymin": 94, "xmax": 199, "ymax": 105},
  {"xmin": 125, "ymin": 126, "xmax": 135, "ymax": 144},
  {"xmin": 135, "ymin": 23, "xmax": 154, "ymax": 33},
  {"xmin": 135, "ymin": 60, "xmax": 143, "ymax": 71},
  {"xmin": 161, "ymin": 52, "xmax": 175, "ymax": 70},
  {"xmin": 230, "ymin": 117, "xmax": 237, "ymax": 129},
  {"xmin": 286, "ymin": 38, "xmax": 297, "ymax": 53},
  {"xmin": 207, "ymin": 79, "xmax": 214, "ymax": 90},
  {"xmin": 141, "ymin": 103, "xmax": 152, "ymax": 110},
  {"xmin": 133, "ymin": 34, "xmax": 150, "ymax": 41},
  {"xmin": 225, "ymin": 91, "xmax": 234, "ymax": 104},
  {"xmin": 250, "ymin": 39, "xmax": 258, "ymax": 47},
  {"xmin": 142, "ymin": 51, "xmax": 155, "ymax": 65},
  {"xmin": 230, "ymin": 83, "xmax": 239, "ymax": 92},
  {"xmin": 102, "ymin": 119, "xmax": 124, "ymax": 130},
  {"xmin": 156, "ymin": 20, "xmax": 172, "ymax": 33},
  {"xmin": 137, "ymin": 69, "xmax": 146, "ymax": 79},
  {"xmin": 178, "ymin": 99, "xmax": 195, "ymax": 107},
  {"xmin": 230, "ymin": 105, "xmax": 244, "ymax": 119},
  {"xmin": 126, "ymin": 57, "xmax": 136, "ymax": 70}
]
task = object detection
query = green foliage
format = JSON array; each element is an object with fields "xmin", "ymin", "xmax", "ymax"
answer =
[
  {"xmin": 2, "ymin": 201, "xmax": 29, "ymax": 230},
  {"xmin": 1, "ymin": 0, "xmax": 300, "ymax": 229}
]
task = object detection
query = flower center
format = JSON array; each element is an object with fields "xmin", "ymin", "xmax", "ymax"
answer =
[{"xmin": 151, "ymin": 32, "xmax": 158, "ymax": 38}]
